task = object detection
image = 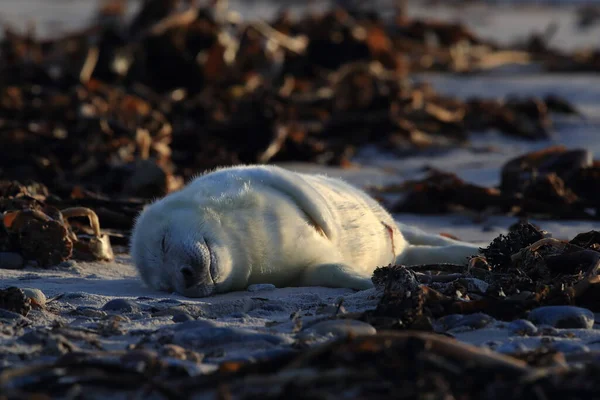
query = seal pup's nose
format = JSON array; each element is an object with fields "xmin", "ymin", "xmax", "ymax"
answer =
[{"xmin": 180, "ymin": 266, "xmax": 196, "ymax": 289}]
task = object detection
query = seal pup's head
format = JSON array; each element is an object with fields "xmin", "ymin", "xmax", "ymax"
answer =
[{"xmin": 130, "ymin": 196, "xmax": 243, "ymax": 298}]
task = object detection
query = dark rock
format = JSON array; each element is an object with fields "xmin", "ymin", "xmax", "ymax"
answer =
[
  {"xmin": 301, "ymin": 319, "xmax": 376, "ymax": 338},
  {"xmin": 247, "ymin": 284, "xmax": 277, "ymax": 292},
  {"xmin": 170, "ymin": 319, "xmax": 217, "ymax": 331},
  {"xmin": 528, "ymin": 306, "xmax": 594, "ymax": 329},
  {"xmin": 173, "ymin": 313, "xmax": 195, "ymax": 323},
  {"xmin": 507, "ymin": 319, "xmax": 538, "ymax": 335},
  {"xmin": 438, "ymin": 313, "xmax": 495, "ymax": 331},
  {"xmin": 101, "ymin": 298, "xmax": 140, "ymax": 313},
  {"xmin": 73, "ymin": 306, "xmax": 108, "ymax": 318},
  {"xmin": 0, "ymin": 252, "xmax": 24, "ymax": 269},
  {"xmin": 172, "ymin": 326, "xmax": 288, "ymax": 348},
  {"xmin": 0, "ymin": 287, "xmax": 31, "ymax": 316},
  {"xmin": 455, "ymin": 313, "xmax": 495, "ymax": 329}
]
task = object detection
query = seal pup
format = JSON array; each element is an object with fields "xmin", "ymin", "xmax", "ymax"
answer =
[{"xmin": 130, "ymin": 165, "xmax": 481, "ymax": 297}]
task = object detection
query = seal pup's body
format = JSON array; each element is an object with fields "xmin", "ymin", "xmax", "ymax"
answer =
[{"xmin": 130, "ymin": 165, "xmax": 480, "ymax": 297}]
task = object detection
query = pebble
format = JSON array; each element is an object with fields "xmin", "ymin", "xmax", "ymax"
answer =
[
  {"xmin": 21, "ymin": 288, "xmax": 47, "ymax": 307},
  {"xmin": 170, "ymin": 319, "xmax": 217, "ymax": 331},
  {"xmin": 173, "ymin": 313, "xmax": 195, "ymax": 323},
  {"xmin": 247, "ymin": 284, "xmax": 276, "ymax": 292},
  {"xmin": 528, "ymin": 306, "xmax": 594, "ymax": 329},
  {"xmin": 460, "ymin": 278, "xmax": 489, "ymax": 293},
  {"xmin": 438, "ymin": 313, "xmax": 495, "ymax": 331},
  {"xmin": 301, "ymin": 319, "xmax": 376, "ymax": 338},
  {"xmin": 57, "ymin": 260, "xmax": 78, "ymax": 269},
  {"xmin": 0, "ymin": 252, "xmax": 24, "ymax": 269},
  {"xmin": 73, "ymin": 306, "xmax": 108, "ymax": 318},
  {"xmin": 507, "ymin": 319, "xmax": 538, "ymax": 336},
  {"xmin": 455, "ymin": 313, "xmax": 495, "ymax": 329},
  {"xmin": 172, "ymin": 326, "xmax": 287, "ymax": 348},
  {"xmin": 153, "ymin": 307, "xmax": 189, "ymax": 317},
  {"xmin": 63, "ymin": 292, "xmax": 87, "ymax": 299},
  {"xmin": 102, "ymin": 299, "xmax": 140, "ymax": 313}
]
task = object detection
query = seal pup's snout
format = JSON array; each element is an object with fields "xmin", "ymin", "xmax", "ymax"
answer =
[{"xmin": 180, "ymin": 266, "xmax": 196, "ymax": 289}]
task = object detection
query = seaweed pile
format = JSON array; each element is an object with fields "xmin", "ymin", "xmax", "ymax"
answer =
[
  {"xmin": 0, "ymin": 180, "xmax": 122, "ymax": 269},
  {"xmin": 0, "ymin": 0, "xmax": 586, "ymax": 202},
  {"xmin": 365, "ymin": 222, "xmax": 600, "ymax": 329},
  {"xmin": 4, "ymin": 331, "xmax": 598, "ymax": 400},
  {"xmin": 387, "ymin": 146, "xmax": 600, "ymax": 221}
]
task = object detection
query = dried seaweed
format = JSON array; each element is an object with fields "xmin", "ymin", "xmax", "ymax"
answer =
[
  {"xmin": 0, "ymin": 1, "xmax": 587, "ymax": 200},
  {"xmin": 387, "ymin": 146, "xmax": 600, "ymax": 221},
  {"xmin": 0, "ymin": 287, "xmax": 31, "ymax": 317},
  {"xmin": 0, "ymin": 182, "xmax": 114, "ymax": 267},
  {"xmin": 370, "ymin": 224, "xmax": 600, "ymax": 325},
  {"xmin": 1, "ymin": 331, "xmax": 599, "ymax": 400}
]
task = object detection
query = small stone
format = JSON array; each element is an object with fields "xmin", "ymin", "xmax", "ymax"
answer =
[
  {"xmin": 102, "ymin": 298, "xmax": 140, "ymax": 313},
  {"xmin": 170, "ymin": 319, "xmax": 217, "ymax": 331},
  {"xmin": 21, "ymin": 288, "xmax": 46, "ymax": 307},
  {"xmin": 460, "ymin": 278, "xmax": 489, "ymax": 293},
  {"xmin": 0, "ymin": 252, "xmax": 24, "ymax": 269},
  {"xmin": 454, "ymin": 313, "xmax": 495, "ymax": 329},
  {"xmin": 528, "ymin": 306, "xmax": 594, "ymax": 329},
  {"xmin": 507, "ymin": 319, "xmax": 538, "ymax": 336},
  {"xmin": 173, "ymin": 313, "xmax": 195, "ymax": 323},
  {"xmin": 538, "ymin": 326, "xmax": 561, "ymax": 336},
  {"xmin": 172, "ymin": 326, "xmax": 287, "ymax": 348},
  {"xmin": 72, "ymin": 306, "xmax": 107, "ymax": 318},
  {"xmin": 153, "ymin": 306, "xmax": 189, "ymax": 317},
  {"xmin": 57, "ymin": 260, "xmax": 78, "ymax": 269},
  {"xmin": 247, "ymin": 284, "xmax": 276, "ymax": 292},
  {"xmin": 439, "ymin": 313, "xmax": 495, "ymax": 331},
  {"xmin": 302, "ymin": 319, "xmax": 376, "ymax": 338}
]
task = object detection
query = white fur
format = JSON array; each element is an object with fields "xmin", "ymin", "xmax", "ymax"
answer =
[{"xmin": 130, "ymin": 165, "xmax": 481, "ymax": 297}]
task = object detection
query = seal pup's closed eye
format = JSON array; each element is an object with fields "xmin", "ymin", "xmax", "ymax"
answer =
[{"xmin": 130, "ymin": 165, "xmax": 482, "ymax": 297}]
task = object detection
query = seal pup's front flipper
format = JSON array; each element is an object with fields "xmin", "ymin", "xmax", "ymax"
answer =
[
  {"xmin": 246, "ymin": 166, "xmax": 338, "ymax": 240},
  {"xmin": 301, "ymin": 263, "xmax": 374, "ymax": 290},
  {"xmin": 398, "ymin": 244, "xmax": 479, "ymax": 266}
]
